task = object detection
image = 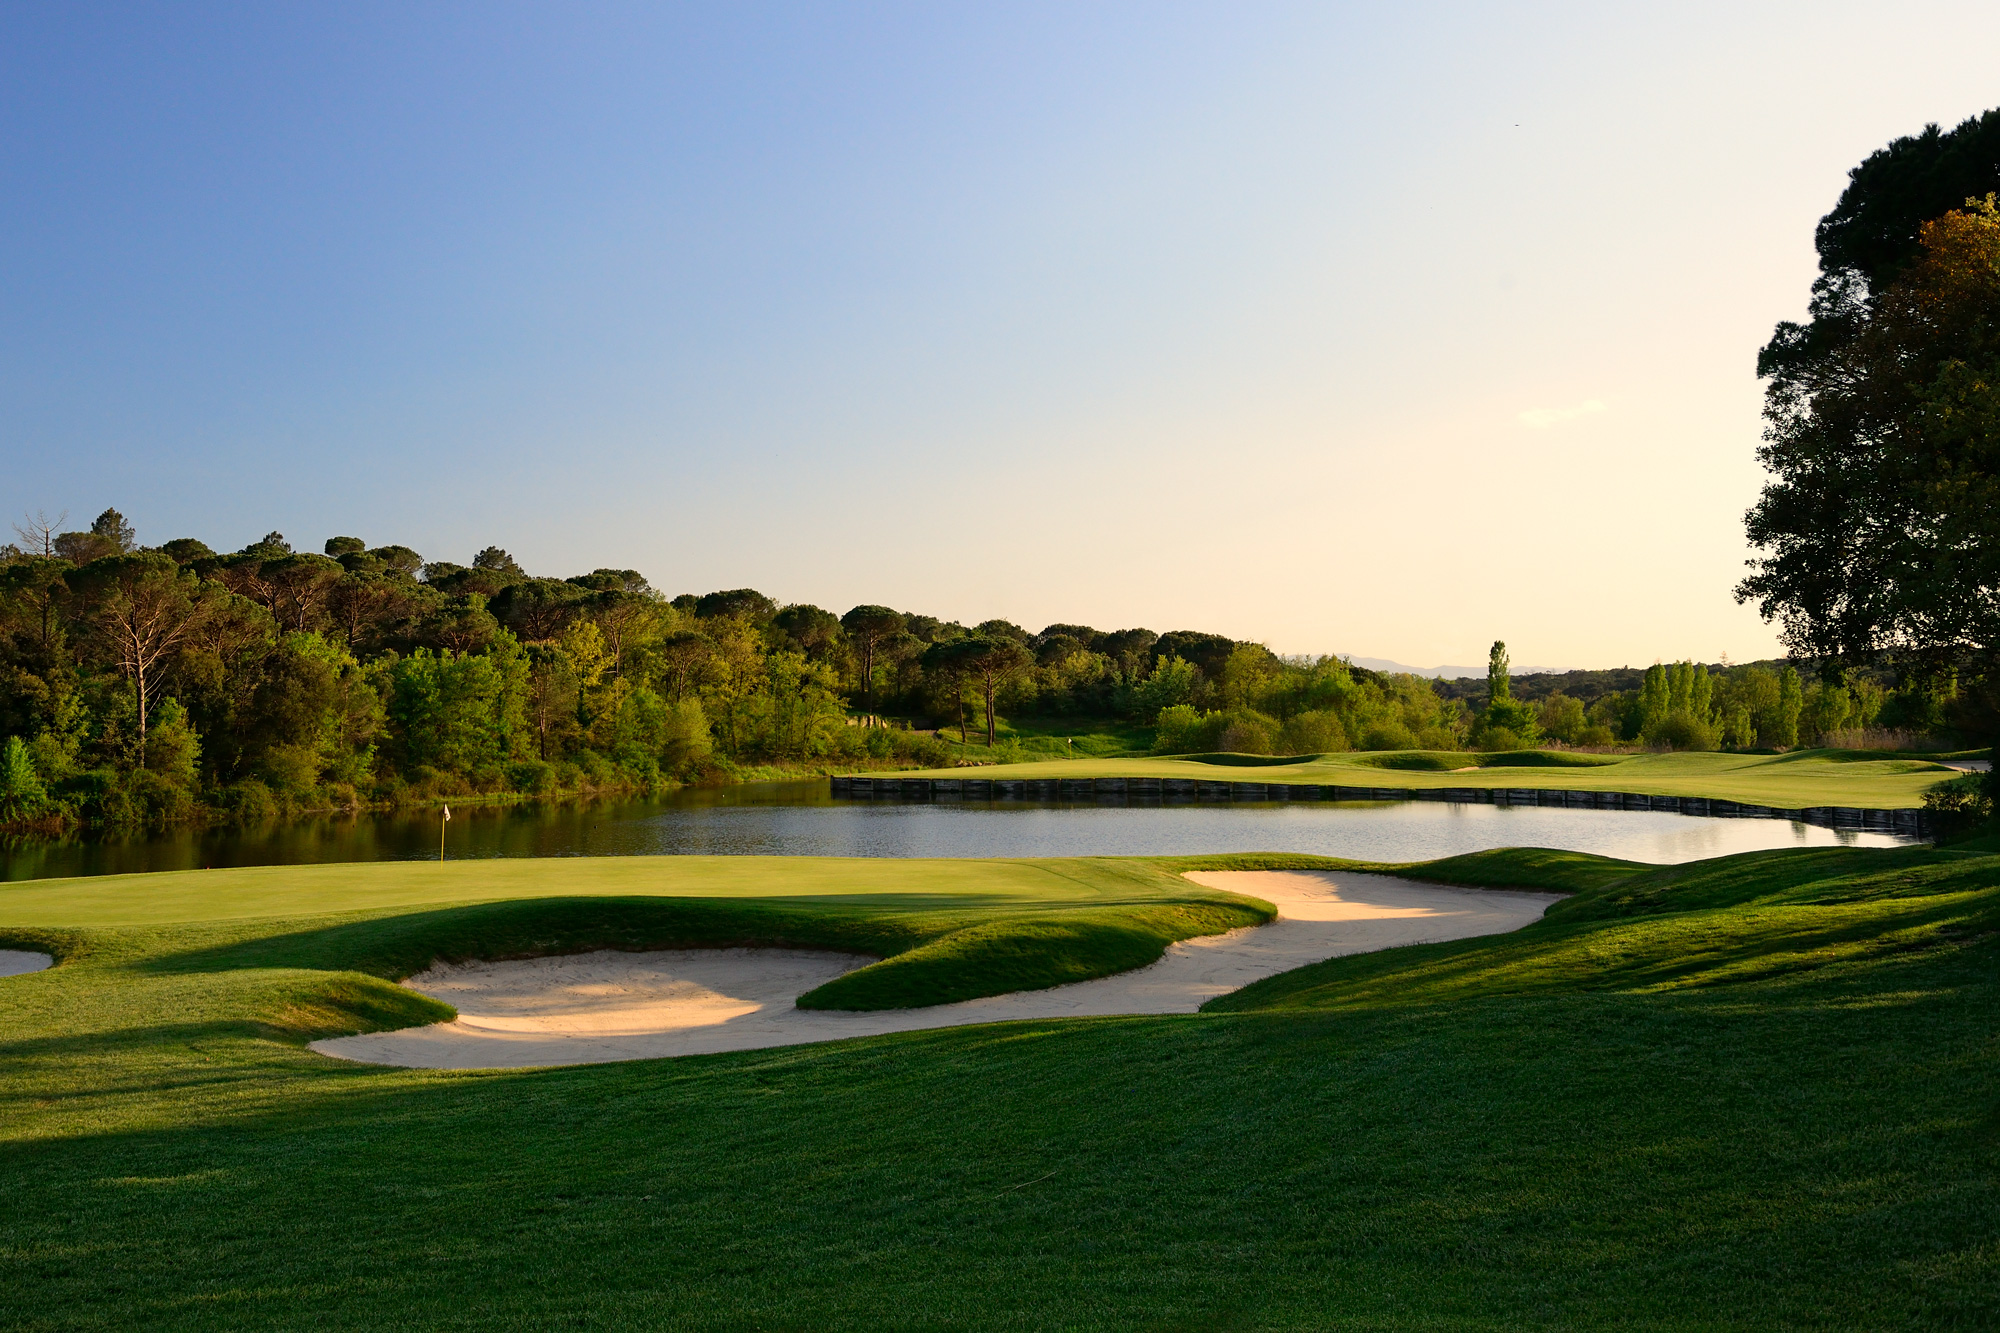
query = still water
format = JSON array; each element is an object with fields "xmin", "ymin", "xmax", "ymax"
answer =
[{"xmin": 0, "ymin": 780, "xmax": 1915, "ymax": 881}]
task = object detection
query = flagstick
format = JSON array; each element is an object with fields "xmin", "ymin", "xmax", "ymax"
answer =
[{"xmin": 440, "ymin": 804, "xmax": 449, "ymax": 863}]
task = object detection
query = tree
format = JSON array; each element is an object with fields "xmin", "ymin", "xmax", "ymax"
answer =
[
  {"xmin": 1744, "ymin": 116, "xmax": 2000, "ymax": 732},
  {"xmin": 0, "ymin": 735, "xmax": 50, "ymax": 820},
  {"xmin": 693, "ymin": 588, "xmax": 776, "ymax": 623},
  {"xmin": 922, "ymin": 638, "xmax": 977, "ymax": 741},
  {"xmin": 1, "ymin": 550, "xmax": 68, "ymax": 653},
  {"xmin": 491, "ymin": 578, "xmax": 585, "ymax": 643},
  {"xmin": 473, "ymin": 546, "xmax": 523, "ymax": 575},
  {"xmin": 654, "ymin": 631, "xmax": 713, "ymax": 702},
  {"xmin": 960, "ymin": 636, "xmax": 1033, "ymax": 746},
  {"xmin": 54, "ymin": 508, "xmax": 135, "ymax": 564},
  {"xmin": 1132, "ymin": 655, "xmax": 1199, "ymax": 718},
  {"xmin": 72, "ymin": 554, "xmax": 212, "ymax": 764},
  {"xmin": 1487, "ymin": 641, "xmax": 1511, "ymax": 704},
  {"xmin": 12, "ymin": 510, "xmax": 65, "ymax": 561},
  {"xmin": 841, "ymin": 605, "xmax": 906, "ymax": 707},
  {"xmin": 772, "ymin": 604, "xmax": 841, "ymax": 660}
]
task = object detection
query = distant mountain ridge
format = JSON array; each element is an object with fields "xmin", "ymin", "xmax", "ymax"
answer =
[{"xmin": 1344, "ymin": 656, "xmax": 1568, "ymax": 680}]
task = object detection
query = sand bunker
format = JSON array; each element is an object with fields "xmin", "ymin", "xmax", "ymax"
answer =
[
  {"xmin": 0, "ymin": 950, "xmax": 53, "ymax": 978},
  {"xmin": 312, "ymin": 871, "xmax": 1559, "ymax": 1069}
]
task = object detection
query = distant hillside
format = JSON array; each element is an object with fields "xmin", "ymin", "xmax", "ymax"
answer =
[{"xmin": 1346, "ymin": 656, "xmax": 1566, "ymax": 680}]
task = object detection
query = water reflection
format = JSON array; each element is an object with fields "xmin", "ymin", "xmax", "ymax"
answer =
[{"xmin": 0, "ymin": 780, "xmax": 1911, "ymax": 881}]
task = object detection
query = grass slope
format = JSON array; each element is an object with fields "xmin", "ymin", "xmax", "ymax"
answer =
[
  {"xmin": 0, "ymin": 855, "xmax": 1271, "ymax": 1012},
  {"xmin": 1, "ymin": 846, "xmax": 1996, "ymax": 1328},
  {"xmin": 885, "ymin": 747, "xmax": 1959, "ymax": 807}
]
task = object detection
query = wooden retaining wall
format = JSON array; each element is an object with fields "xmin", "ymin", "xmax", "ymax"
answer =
[{"xmin": 826, "ymin": 775, "xmax": 1927, "ymax": 836}]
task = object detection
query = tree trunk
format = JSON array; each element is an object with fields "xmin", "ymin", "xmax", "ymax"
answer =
[
  {"xmin": 135, "ymin": 660, "xmax": 148, "ymax": 768},
  {"xmin": 984, "ymin": 673, "xmax": 997, "ymax": 747}
]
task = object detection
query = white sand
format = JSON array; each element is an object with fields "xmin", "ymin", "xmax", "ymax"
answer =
[
  {"xmin": 311, "ymin": 871, "xmax": 1559, "ymax": 1070},
  {"xmin": 0, "ymin": 950, "xmax": 53, "ymax": 978}
]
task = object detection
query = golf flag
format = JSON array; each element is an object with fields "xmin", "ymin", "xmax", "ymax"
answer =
[{"xmin": 443, "ymin": 804, "xmax": 452, "ymax": 822}]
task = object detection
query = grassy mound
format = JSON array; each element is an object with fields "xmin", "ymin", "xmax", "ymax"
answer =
[
  {"xmin": 798, "ymin": 900, "xmax": 1269, "ymax": 1009},
  {"xmin": 1474, "ymin": 748, "xmax": 1626, "ymax": 767},
  {"xmin": 1205, "ymin": 843, "xmax": 1993, "ymax": 1014},
  {"xmin": 1350, "ymin": 749, "xmax": 1465, "ymax": 770},
  {"xmin": 1174, "ymin": 751, "xmax": 1323, "ymax": 766},
  {"xmin": 3, "ymin": 846, "xmax": 1997, "ymax": 1327}
]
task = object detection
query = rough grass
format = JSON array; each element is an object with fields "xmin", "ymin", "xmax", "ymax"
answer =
[{"xmin": 1, "ymin": 845, "xmax": 1996, "ymax": 1329}]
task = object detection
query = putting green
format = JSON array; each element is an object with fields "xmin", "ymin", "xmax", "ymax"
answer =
[
  {"xmin": 882, "ymin": 748, "xmax": 1959, "ymax": 808},
  {"xmin": 0, "ymin": 854, "xmax": 1241, "ymax": 927}
]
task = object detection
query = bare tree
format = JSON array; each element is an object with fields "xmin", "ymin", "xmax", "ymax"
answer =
[
  {"xmin": 9, "ymin": 509, "xmax": 69, "ymax": 650},
  {"xmin": 12, "ymin": 509, "xmax": 66, "ymax": 559},
  {"xmin": 76, "ymin": 555, "xmax": 211, "ymax": 765}
]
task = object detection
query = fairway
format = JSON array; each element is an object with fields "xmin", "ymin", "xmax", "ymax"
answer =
[
  {"xmin": 2, "ymin": 841, "xmax": 1996, "ymax": 1328},
  {"xmin": 882, "ymin": 747, "xmax": 1961, "ymax": 808}
]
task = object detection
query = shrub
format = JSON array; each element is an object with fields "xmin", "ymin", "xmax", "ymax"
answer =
[
  {"xmin": 1277, "ymin": 710, "xmax": 1348, "ymax": 755},
  {"xmin": 1644, "ymin": 710, "xmax": 1721, "ymax": 752},
  {"xmin": 260, "ymin": 742, "xmax": 322, "ymax": 795},
  {"xmin": 123, "ymin": 768, "xmax": 197, "ymax": 825},
  {"xmin": 892, "ymin": 731, "xmax": 952, "ymax": 767},
  {"xmin": 220, "ymin": 779, "xmax": 279, "ymax": 823},
  {"xmin": 1152, "ymin": 705, "xmax": 1224, "ymax": 754},
  {"xmin": 1359, "ymin": 721, "xmax": 1418, "ymax": 751},
  {"xmin": 1923, "ymin": 772, "xmax": 1995, "ymax": 843},
  {"xmin": 505, "ymin": 759, "xmax": 559, "ymax": 796},
  {"xmin": 1215, "ymin": 710, "xmax": 1278, "ymax": 755},
  {"xmin": 0, "ymin": 736, "xmax": 51, "ymax": 820}
]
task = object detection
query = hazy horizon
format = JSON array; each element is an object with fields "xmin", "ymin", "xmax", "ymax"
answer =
[{"xmin": 7, "ymin": 3, "xmax": 2000, "ymax": 667}]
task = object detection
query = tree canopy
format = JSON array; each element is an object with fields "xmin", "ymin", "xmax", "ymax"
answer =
[{"xmin": 1742, "ymin": 195, "xmax": 2000, "ymax": 675}]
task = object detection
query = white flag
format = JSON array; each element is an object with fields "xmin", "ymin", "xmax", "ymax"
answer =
[{"xmin": 443, "ymin": 804, "xmax": 452, "ymax": 822}]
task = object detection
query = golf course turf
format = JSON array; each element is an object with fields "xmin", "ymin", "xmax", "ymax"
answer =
[
  {"xmin": 3, "ymin": 843, "xmax": 1997, "ymax": 1329},
  {"xmin": 881, "ymin": 746, "xmax": 1965, "ymax": 808}
]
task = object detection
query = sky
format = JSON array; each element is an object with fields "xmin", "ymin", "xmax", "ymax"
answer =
[{"xmin": 4, "ymin": 2, "xmax": 1999, "ymax": 670}]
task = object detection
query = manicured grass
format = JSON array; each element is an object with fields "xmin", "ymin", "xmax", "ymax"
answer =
[
  {"xmin": 2, "ymin": 845, "xmax": 1996, "ymax": 1328},
  {"xmin": 0, "ymin": 855, "xmax": 1272, "ymax": 1010},
  {"xmin": 889, "ymin": 747, "xmax": 1960, "ymax": 808}
]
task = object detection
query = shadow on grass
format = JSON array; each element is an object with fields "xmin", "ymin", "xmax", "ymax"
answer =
[{"xmin": 138, "ymin": 897, "xmax": 955, "ymax": 981}]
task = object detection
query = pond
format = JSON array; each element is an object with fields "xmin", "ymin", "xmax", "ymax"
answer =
[{"xmin": 0, "ymin": 779, "xmax": 1916, "ymax": 881}]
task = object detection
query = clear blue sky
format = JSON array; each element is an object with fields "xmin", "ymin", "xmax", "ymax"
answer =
[{"xmin": 5, "ymin": 2, "xmax": 1998, "ymax": 667}]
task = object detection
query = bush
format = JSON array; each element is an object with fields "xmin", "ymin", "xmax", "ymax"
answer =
[
  {"xmin": 506, "ymin": 759, "xmax": 559, "ymax": 796},
  {"xmin": 893, "ymin": 731, "xmax": 952, "ymax": 767},
  {"xmin": 260, "ymin": 742, "xmax": 321, "ymax": 795},
  {"xmin": 1276, "ymin": 710, "xmax": 1347, "ymax": 755},
  {"xmin": 1359, "ymin": 721, "xmax": 1418, "ymax": 751},
  {"xmin": 123, "ymin": 768, "xmax": 197, "ymax": 825},
  {"xmin": 1152, "ymin": 705, "xmax": 1221, "ymax": 754},
  {"xmin": 220, "ymin": 779, "xmax": 279, "ymax": 823},
  {"xmin": 1215, "ymin": 710, "xmax": 1278, "ymax": 755},
  {"xmin": 1923, "ymin": 772, "xmax": 1995, "ymax": 843},
  {"xmin": 1644, "ymin": 710, "xmax": 1720, "ymax": 752},
  {"xmin": 0, "ymin": 736, "xmax": 51, "ymax": 820}
]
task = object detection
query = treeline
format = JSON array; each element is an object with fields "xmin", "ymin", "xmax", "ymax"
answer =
[
  {"xmin": 0, "ymin": 511, "xmax": 1971, "ymax": 836},
  {"xmin": 1437, "ymin": 657, "xmax": 1959, "ymax": 751},
  {"xmin": 0, "ymin": 509, "xmax": 1364, "ymax": 831}
]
